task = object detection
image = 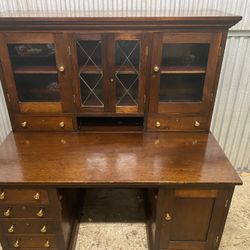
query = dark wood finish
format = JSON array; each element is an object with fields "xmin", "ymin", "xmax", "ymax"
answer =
[
  {"xmin": 0, "ymin": 11, "xmax": 242, "ymax": 250},
  {"xmin": 148, "ymin": 187, "xmax": 235, "ymax": 250},
  {"xmin": 0, "ymin": 132, "xmax": 242, "ymax": 186},
  {"xmin": 12, "ymin": 115, "xmax": 74, "ymax": 131},
  {"xmin": 0, "ymin": 189, "xmax": 49, "ymax": 204}
]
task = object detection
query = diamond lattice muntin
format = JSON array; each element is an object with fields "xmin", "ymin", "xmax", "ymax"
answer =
[
  {"xmin": 77, "ymin": 40, "xmax": 104, "ymax": 107},
  {"xmin": 115, "ymin": 41, "xmax": 140, "ymax": 106}
]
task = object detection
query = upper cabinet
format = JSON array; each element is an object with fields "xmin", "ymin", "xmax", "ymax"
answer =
[
  {"xmin": 0, "ymin": 12, "xmax": 241, "ymax": 132},
  {"xmin": 72, "ymin": 33, "xmax": 146, "ymax": 114},
  {"xmin": 147, "ymin": 32, "xmax": 222, "ymax": 131}
]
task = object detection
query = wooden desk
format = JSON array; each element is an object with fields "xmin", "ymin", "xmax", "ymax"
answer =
[{"xmin": 0, "ymin": 132, "xmax": 241, "ymax": 249}]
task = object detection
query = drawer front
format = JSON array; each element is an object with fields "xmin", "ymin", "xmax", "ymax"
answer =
[
  {"xmin": 12, "ymin": 115, "xmax": 74, "ymax": 131},
  {"xmin": 0, "ymin": 189, "xmax": 49, "ymax": 204},
  {"xmin": 147, "ymin": 114, "xmax": 209, "ymax": 131},
  {"xmin": 1, "ymin": 220, "xmax": 56, "ymax": 234},
  {"xmin": 7, "ymin": 235, "xmax": 57, "ymax": 248},
  {"xmin": 0, "ymin": 205, "xmax": 52, "ymax": 219}
]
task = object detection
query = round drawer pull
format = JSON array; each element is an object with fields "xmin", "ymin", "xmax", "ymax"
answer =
[
  {"xmin": 33, "ymin": 192, "xmax": 40, "ymax": 200},
  {"xmin": 59, "ymin": 121, "xmax": 65, "ymax": 128},
  {"xmin": 0, "ymin": 191, "xmax": 5, "ymax": 200},
  {"xmin": 37, "ymin": 208, "xmax": 44, "ymax": 217},
  {"xmin": 4, "ymin": 208, "xmax": 11, "ymax": 217},
  {"xmin": 8, "ymin": 225, "xmax": 14, "ymax": 233},
  {"xmin": 155, "ymin": 121, "xmax": 161, "ymax": 128},
  {"xmin": 164, "ymin": 212, "xmax": 172, "ymax": 221},
  {"xmin": 13, "ymin": 240, "xmax": 20, "ymax": 248},
  {"xmin": 153, "ymin": 65, "xmax": 160, "ymax": 72},
  {"xmin": 44, "ymin": 240, "xmax": 50, "ymax": 248},
  {"xmin": 21, "ymin": 121, "xmax": 27, "ymax": 128},
  {"xmin": 58, "ymin": 66, "xmax": 65, "ymax": 72},
  {"xmin": 194, "ymin": 120, "xmax": 200, "ymax": 127},
  {"xmin": 40, "ymin": 225, "xmax": 47, "ymax": 233}
]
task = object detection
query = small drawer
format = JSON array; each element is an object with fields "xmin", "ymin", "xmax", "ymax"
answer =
[
  {"xmin": 12, "ymin": 115, "xmax": 74, "ymax": 131},
  {"xmin": 8, "ymin": 235, "xmax": 57, "ymax": 248},
  {"xmin": 0, "ymin": 205, "xmax": 52, "ymax": 219},
  {"xmin": 0, "ymin": 189, "xmax": 49, "ymax": 204},
  {"xmin": 1, "ymin": 220, "xmax": 56, "ymax": 234},
  {"xmin": 147, "ymin": 115, "xmax": 209, "ymax": 131}
]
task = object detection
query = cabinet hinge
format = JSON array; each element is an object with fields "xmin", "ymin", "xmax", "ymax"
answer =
[
  {"xmin": 218, "ymin": 46, "xmax": 222, "ymax": 57},
  {"xmin": 6, "ymin": 93, "xmax": 10, "ymax": 103},
  {"xmin": 216, "ymin": 236, "xmax": 219, "ymax": 243},
  {"xmin": 145, "ymin": 46, "xmax": 149, "ymax": 57},
  {"xmin": 73, "ymin": 94, "xmax": 76, "ymax": 103},
  {"xmin": 68, "ymin": 46, "xmax": 71, "ymax": 56},
  {"xmin": 225, "ymin": 199, "xmax": 229, "ymax": 208},
  {"xmin": 144, "ymin": 95, "xmax": 146, "ymax": 104}
]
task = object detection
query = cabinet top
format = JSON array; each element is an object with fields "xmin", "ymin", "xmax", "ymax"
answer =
[
  {"xmin": 0, "ymin": 9, "xmax": 242, "ymax": 30},
  {"xmin": 0, "ymin": 132, "xmax": 242, "ymax": 186}
]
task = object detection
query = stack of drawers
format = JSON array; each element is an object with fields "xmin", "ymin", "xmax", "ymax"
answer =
[{"xmin": 0, "ymin": 189, "xmax": 65, "ymax": 249}]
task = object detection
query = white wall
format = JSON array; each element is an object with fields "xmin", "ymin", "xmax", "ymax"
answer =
[{"xmin": 0, "ymin": 0, "xmax": 249, "ymax": 170}]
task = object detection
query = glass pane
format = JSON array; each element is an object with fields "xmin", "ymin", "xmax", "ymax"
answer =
[
  {"xmin": 80, "ymin": 73, "xmax": 104, "ymax": 107},
  {"xmin": 8, "ymin": 44, "xmax": 56, "ymax": 68},
  {"xmin": 115, "ymin": 40, "xmax": 140, "ymax": 107},
  {"xmin": 162, "ymin": 44, "xmax": 209, "ymax": 67},
  {"xmin": 15, "ymin": 74, "xmax": 60, "ymax": 102},
  {"xmin": 77, "ymin": 40, "xmax": 102, "ymax": 66},
  {"xmin": 116, "ymin": 41, "xmax": 139, "ymax": 67},
  {"xmin": 77, "ymin": 40, "xmax": 103, "ymax": 107},
  {"xmin": 116, "ymin": 74, "xmax": 138, "ymax": 106},
  {"xmin": 159, "ymin": 74, "xmax": 205, "ymax": 102}
]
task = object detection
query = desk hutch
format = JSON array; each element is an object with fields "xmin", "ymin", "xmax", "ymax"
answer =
[{"xmin": 0, "ymin": 10, "xmax": 242, "ymax": 250}]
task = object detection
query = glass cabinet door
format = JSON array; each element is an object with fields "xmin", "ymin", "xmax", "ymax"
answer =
[
  {"xmin": 115, "ymin": 34, "xmax": 144, "ymax": 113},
  {"xmin": 4, "ymin": 34, "xmax": 65, "ymax": 113},
  {"xmin": 73, "ymin": 33, "xmax": 145, "ymax": 114},
  {"xmin": 149, "ymin": 32, "xmax": 221, "ymax": 114}
]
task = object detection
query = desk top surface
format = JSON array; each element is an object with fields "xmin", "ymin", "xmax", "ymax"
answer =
[{"xmin": 0, "ymin": 132, "xmax": 241, "ymax": 186}]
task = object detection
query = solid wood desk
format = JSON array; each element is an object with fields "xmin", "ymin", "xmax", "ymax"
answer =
[{"xmin": 0, "ymin": 132, "xmax": 242, "ymax": 249}]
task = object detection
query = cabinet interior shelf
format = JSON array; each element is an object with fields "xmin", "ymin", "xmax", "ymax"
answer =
[
  {"xmin": 14, "ymin": 66, "xmax": 58, "ymax": 74},
  {"xmin": 160, "ymin": 66, "xmax": 206, "ymax": 74}
]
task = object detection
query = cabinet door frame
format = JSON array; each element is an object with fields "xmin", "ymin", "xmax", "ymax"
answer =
[
  {"xmin": 71, "ymin": 32, "xmax": 147, "ymax": 114},
  {"xmin": 0, "ymin": 32, "xmax": 73, "ymax": 113},
  {"xmin": 155, "ymin": 187, "xmax": 234, "ymax": 250},
  {"xmin": 149, "ymin": 31, "xmax": 222, "ymax": 115}
]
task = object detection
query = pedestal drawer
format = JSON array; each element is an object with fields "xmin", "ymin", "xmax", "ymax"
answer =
[
  {"xmin": 7, "ymin": 235, "xmax": 57, "ymax": 248},
  {"xmin": 1, "ymin": 220, "xmax": 56, "ymax": 234},
  {"xmin": 0, "ymin": 205, "xmax": 52, "ymax": 218},
  {"xmin": 0, "ymin": 189, "xmax": 49, "ymax": 204}
]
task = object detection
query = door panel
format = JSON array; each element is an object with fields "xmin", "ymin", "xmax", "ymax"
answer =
[
  {"xmin": 148, "ymin": 32, "xmax": 222, "ymax": 116},
  {"xmin": 0, "ymin": 33, "xmax": 72, "ymax": 113}
]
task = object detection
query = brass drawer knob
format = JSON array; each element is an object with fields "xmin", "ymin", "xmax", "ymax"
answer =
[
  {"xmin": 4, "ymin": 208, "xmax": 11, "ymax": 217},
  {"xmin": 155, "ymin": 121, "xmax": 161, "ymax": 128},
  {"xmin": 153, "ymin": 65, "xmax": 160, "ymax": 72},
  {"xmin": 8, "ymin": 225, "xmax": 15, "ymax": 233},
  {"xmin": 164, "ymin": 212, "xmax": 172, "ymax": 221},
  {"xmin": 59, "ymin": 121, "xmax": 65, "ymax": 128},
  {"xmin": 40, "ymin": 225, "xmax": 47, "ymax": 233},
  {"xmin": 13, "ymin": 240, "xmax": 20, "ymax": 248},
  {"xmin": 37, "ymin": 208, "xmax": 44, "ymax": 217},
  {"xmin": 0, "ymin": 191, "xmax": 5, "ymax": 200},
  {"xmin": 194, "ymin": 120, "xmax": 200, "ymax": 127},
  {"xmin": 58, "ymin": 66, "xmax": 65, "ymax": 72},
  {"xmin": 21, "ymin": 121, "xmax": 27, "ymax": 128},
  {"xmin": 44, "ymin": 240, "xmax": 50, "ymax": 248},
  {"xmin": 33, "ymin": 192, "xmax": 40, "ymax": 200}
]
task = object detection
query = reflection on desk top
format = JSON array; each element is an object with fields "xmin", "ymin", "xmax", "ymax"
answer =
[{"xmin": 0, "ymin": 132, "xmax": 242, "ymax": 186}]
